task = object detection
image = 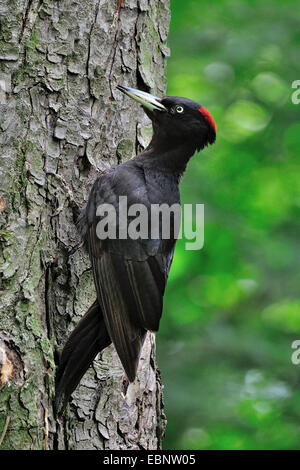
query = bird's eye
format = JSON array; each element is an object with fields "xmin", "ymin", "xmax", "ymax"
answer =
[{"xmin": 175, "ymin": 105, "xmax": 184, "ymax": 114}]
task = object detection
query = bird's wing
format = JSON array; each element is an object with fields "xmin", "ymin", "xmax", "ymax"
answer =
[{"xmin": 80, "ymin": 162, "xmax": 176, "ymax": 381}]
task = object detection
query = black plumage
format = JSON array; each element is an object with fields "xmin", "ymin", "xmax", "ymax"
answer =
[{"xmin": 55, "ymin": 85, "xmax": 216, "ymax": 413}]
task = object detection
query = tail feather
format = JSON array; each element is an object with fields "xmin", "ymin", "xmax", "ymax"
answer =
[{"xmin": 55, "ymin": 300, "xmax": 111, "ymax": 415}]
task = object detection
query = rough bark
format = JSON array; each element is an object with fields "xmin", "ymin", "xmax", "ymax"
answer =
[{"xmin": 0, "ymin": 0, "xmax": 169, "ymax": 450}]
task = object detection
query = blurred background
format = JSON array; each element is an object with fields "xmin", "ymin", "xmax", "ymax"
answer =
[{"xmin": 157, "ymin": 0, "xmax": 300, "ymax": 449}]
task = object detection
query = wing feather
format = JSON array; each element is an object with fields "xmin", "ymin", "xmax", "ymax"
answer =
[
  {"xmin": 94, "ymin": 252, "xmax": 146, "ymax": 381},
  {"xmin": 82, "ymin": 162, "xmax": 177, "ymax": 382}
]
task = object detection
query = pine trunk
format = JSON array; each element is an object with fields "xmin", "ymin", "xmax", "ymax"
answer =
[{"xmin": 0, "ymin": 0, "xmax": 169, "ymax": 450}]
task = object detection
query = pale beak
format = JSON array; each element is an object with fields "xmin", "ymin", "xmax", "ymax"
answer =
[{"xmin": 117, "ymin": 84, "xmax": 167, "ymax": 112}]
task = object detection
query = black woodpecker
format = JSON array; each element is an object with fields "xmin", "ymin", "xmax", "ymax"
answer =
[{"xmin": 55, "ymin": 85, "xmax": 217, "ymax": 413}]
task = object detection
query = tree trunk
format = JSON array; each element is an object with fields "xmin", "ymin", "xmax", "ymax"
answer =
[{"xmin": 0, "ymin": 0, "xmax": 169, "ymax": 450}]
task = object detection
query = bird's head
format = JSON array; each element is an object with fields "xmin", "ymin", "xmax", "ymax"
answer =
[{"xmin": 117, "ymin": 85, "xmax": 216, "ymax": 153}]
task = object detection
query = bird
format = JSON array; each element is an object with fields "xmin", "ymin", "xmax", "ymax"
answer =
[{"xmin": 54, "ymin": 84, "xmax": 217, "ymax": 414}]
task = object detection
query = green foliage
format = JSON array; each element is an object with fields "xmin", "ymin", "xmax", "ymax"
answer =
[{"xmin": 158, "ymin": 0, "xmax": 300, "ymax": 450}]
